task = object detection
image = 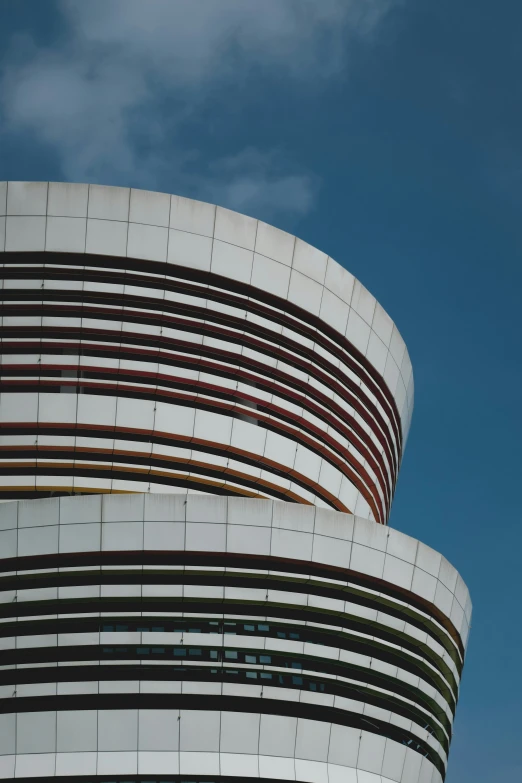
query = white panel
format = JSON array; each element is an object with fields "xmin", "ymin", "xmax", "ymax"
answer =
[
  {"xmin": 186, "ymin": 493, "xmax": 227, "ymax": 523},
  {"xmin": 129, "ymin": 187, "xmax": 170, "ymax": 227},
  {"xmin": 98, "ymin": 710, "xmax": 138, "ymax": 751},
  {"xmin": 387, "ymin": 529, "xmax": 418, "ymax": 564},
  {"xmin": 255, "ymin": 221, "xmax": 295, "ymax": 265},
  {"xmin": 259, "ymin": 755, "xmax": 296, "ymax": 780},
  {"xmin": 345, "ymin": 309, "xmax": 371, "ymax": 354},
  {"xmin": 415, "ymin": 542, "xmax": 442, "ymax": 578},
  {"xmin": 273, "ymin": 501, "xmax": 315, "ymax": 533},
  {"xmin": 438, "ymin": 557, "xmax": 458, "ymax": 593},
  {"xmin": 295, "ymin": 719, "xmax": 330, "ymax": 762},
  {"xmin": 220, "ymin": 753, "xmax": 259, "ymax": 777},
  {"xmin": 351, "ymin": 280, "xmax": 376, "ymax": 325},
  {"xmin": 18, "ymin": 524, "xmax": 58, "ymax": 556},
  {"xmin": 12, "ymin": 753, "xmax": 55, "ymax": 777},
  {"xmin": 295, "ymin": 759, "xmax": 328, "ymax": 783},
  {"xmin": 0, "ymin": 216, "xmax": 4, "ymax": 251},
  {"xmin": 102, "ymin": 521, "xmax": 144, "ymax": 551},
  {"xmin": 0, "ymin": 714, "xmax": 15, "ymax": 755},
  {"xmin": 434, "ymin": 580, "xmax": 453, "ymax": 615},
  {"xmin": 214, "ymin": 205, "xmax": 257, "ymax": 250},
  {"xmin": 381, "ymin": 738, "xmax": 407, "ymax": 782},
  {"xmin": 0, "ymin": 502, "xmax": 17, "ymax": 531},
  {"xmin": 144, "ymin": 492, "xmax": 187, "ymax": 521},
  {"xmin": 315, "ymin": 509, "xmax": 352, "ymax": 540},
  {"xmin": 55, "ymin": 752, "xmax": 97, "ymax": 775},
  {"xmin": 293, "ymin": 238, "xmax": 328, "ymax": 284},
  {"xmin": 179, "ymin": 751, "xmax": 220, "ymax": 774},
  {"xmin": 251, "ymin": 253, "xmax": 291, "ymax": 297},
  {"xmin": 193, "ymin": 408, "xmax": 233, "ymax": 444},
  {"xmin": 325, "ymin": 257, "xmax": 355, "ymax": 305},
  {"xmin": 77, "ymin": 395, "xmax": 116, "ymax": 426},
  {"xmin": 18, "ymin": 496, "xmax": 59, "ymax": 527},
  {"xmin": 211, "ymin": 239, "xmax": 253, "ymax": 284},
  {"xmin": 382, "ymin": 554, "xmax": 414, "ymax": 590},
  {"xmin": 57, "ymin": 710, "xmax": 97, "ymax": 752},
  {"xmin": 144, "ymin": 520, "xmax": 185, "ymax": 550},
  {"xmin": 116, "ymin": 397, "xmax": 155, "ymax": 431},
  {"xmin": 230, "ymin": 418, "xmax": 267, "ymax": 456},
  {"xmin": 389, "ymin": 325, "xmax": 407, "ymax": 369},
  {"xmin": 357, "ymin": 731, "xmax": 386, "ymax": 774},
  {"xmin": 7, "ymin": 181, "xmax": 47, "ymax": 215},
  {"xmin": 271, "ymin": 527, "xmax": 313, "ymax": 561},
  {"xmin": 353, "ymin": 516, "xmax": 388, "ymax": 549},
  {"xmin": 328, "ymin": 763, "xmax": 358, "ymax": 783},
  {"xmin": 400, "ymin": 747, "xmax": 423, "ymax": 783},
  {"xmin": 60, "ymin": 494, "xmax": 102, "ymax": 524},
  {"xmin": 127, "ymin": 222, "xmax": 168, "ymax": 262},
  {"xmin": 0, "ymin": 181, "xmax": 7, "ymax": 213},
  {"xmin": 168, "ymin": 228, "xmax": 212, "ymax": 271},
  {"xmin": 227, "ymin": 496, "xmax": 273, "ymax": 526},
  {"xmin": 220, "ymin": 711, "xmax": 260, "ymax": 754},
  {"xmin": 154, "ymin": 402, "xmax": 195, "ymax": 438},
  {"xmin": 227, "ymin": 523, "xmax": 271, "ymax": 555},
  {"xmin": 372, "ymin": 303, "xmax": 394, "ymax": 347},
  {"xmin": 312, "ymin": 533, "xmax": 351, "ymax": 569},
  {"xmin": 185, "ymin": 522, "xmax": 226, "ymax": 551},
  {"xmin": 319, "ymin": 289, "xmax": 349, "ymax": 335},
  {"xmin": 259, "ymin": 714, "xmax": 297, "ymax": 757},
  {"xmin": 170, "ymin": 194, "xmax": 215, "ymax": 236},
  {"xmin": 45, "ymin": 216, "xmax": 86, "ymax": 253},
  {"xmin": 48, "ymin": 181, "xmax": 88, "ymax": 217},
  {"xmin": 327, "ymin": 724, "xmax": 359, "ymax": 767},
  {"xmin": 179, "ymin": 710, "xmax": 220, "ymax": 751},
  {"xmin": 17, "ymin": 712, "xmax": 56, "ymax": 753},
  {"xmin": 97, "ymin": 751, "xmax": 138, "ymax": 774},
  {"xmin": 85, "ymin": 217, "xmax": 128, "ymax": 256},
  {"xmin": 384, "ymin": 354, "xmax": 401, "ymax": 396},
  {"xmin": 38, "ymin": 392, "xmax": 77, "ymax": 424},
  {"xmin": 411, "ymin": 567, "xmax": 437, "ymax": 602},
  {"xmin": 288, "ymin": 269, "xmax": 323, "ymax": 316},
  {"xmin": 366, "ymin": 331, "xmax": 388, "ymax": 374},
  {"xmin": 88, "ymin": 184, "xmax": 130, "ymax": 221},
  {"xmin": 5, "ymin": 215, "xmax": 46, "ymax": 251},
  {"xmin": 350, "ymin": 542, "xmax": 385, "ymax": 578},
  {"xmin": 59, "ymin": 522, "xmax": 101, "ymax": 553},
  {"xmin": 138, "ymin": 751, "xmax": 179, "ymax": 774},
  {"xmin": 138, "ymin": 709, "xmax": 179, "ymax": 750}
]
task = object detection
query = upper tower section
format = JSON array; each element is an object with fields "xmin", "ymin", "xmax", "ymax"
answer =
[{"xmin": 0, "ymin": 182, "xmax": 413, "ymax": 522}]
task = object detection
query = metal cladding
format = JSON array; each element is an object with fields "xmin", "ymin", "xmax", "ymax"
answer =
[{"xmin": 0, "ymin": 183, "xmax": 470, "ymax": 783}]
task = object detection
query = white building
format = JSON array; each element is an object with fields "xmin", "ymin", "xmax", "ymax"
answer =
[{"xmin": 0, "ymin": 182, "xmax": 471, "ymax": 783}]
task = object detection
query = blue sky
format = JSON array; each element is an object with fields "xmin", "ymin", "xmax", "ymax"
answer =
[{"xmin": 0, "ymin": 2, "xmax": 521, "ymax": 780}]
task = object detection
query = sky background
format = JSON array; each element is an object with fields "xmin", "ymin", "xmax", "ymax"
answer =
[{"xmin": 0, "ymin": 1, "xmax": 520, "ymax": 780}]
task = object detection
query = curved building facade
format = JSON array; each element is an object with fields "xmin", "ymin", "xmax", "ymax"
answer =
[{"xmin": 0, "ymin": 182, "xmax": 471, "ymax": 783}]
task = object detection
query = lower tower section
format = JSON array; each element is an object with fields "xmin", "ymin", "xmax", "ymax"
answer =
[{"xmin": 0, "ymin": 494, "xmax": 471, "ymax": 783}]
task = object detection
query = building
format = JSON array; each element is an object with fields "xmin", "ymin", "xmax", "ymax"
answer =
[{"xmin": 0, "ymin": 182, "xmax": 471, "ymax": 783}]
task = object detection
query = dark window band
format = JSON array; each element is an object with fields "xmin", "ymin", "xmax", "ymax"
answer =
[
  {"xmin": 0, "ymin": 614, "xmax": 454, "ymax": 713},
  {"xmin": 0, "ymin": 550, "xmax": 465, "ymax": 665},
  {"xmin": 0, "ymin": 252, "xmax": 404, "ymax": 447},
  {"xmin": 0, "ymin": 692, "xmax": 445, "ymax": 776},
  {"xmin": 0, "ymin": 656, "xmax": 449, "ymax": 750}
]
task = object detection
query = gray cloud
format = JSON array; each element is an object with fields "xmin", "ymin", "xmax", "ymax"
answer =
[{"xmin": 1, "ymin": 0, "xmax": 397, "ymax": 217}]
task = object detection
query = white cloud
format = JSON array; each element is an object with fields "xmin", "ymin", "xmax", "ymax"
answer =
[
  {"xmin": 0, "ymin": 0, "xmax": 397, "ymax": 217},
  {"xmin": 202, "ymin": 148, "xmax": 317, "ymax": 219}
]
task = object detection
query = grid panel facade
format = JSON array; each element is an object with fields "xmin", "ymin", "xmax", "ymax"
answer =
[
  {"xmin": 0, "ymin": 495, "xmax": 471, "ymax": 783},
  {"xmin": 0, "ymin": 183, "xmax": 470, "ymax": 783},
  {"xmin": 0, "ymin": 182, "xmax": 413, "ymax": 523}
]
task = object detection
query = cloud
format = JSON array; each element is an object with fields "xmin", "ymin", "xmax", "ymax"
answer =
[
  {"xmin": 0, "ymin": 0, "xmax": 397, "ymax": 218},
  {"xmin": 202, "ymin": 148, "xmax": 318, "ymax": 219}
]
